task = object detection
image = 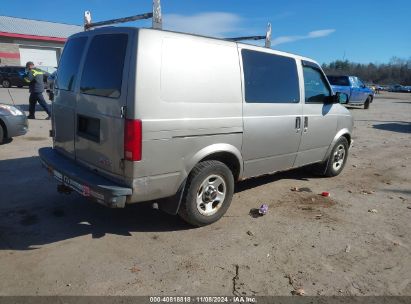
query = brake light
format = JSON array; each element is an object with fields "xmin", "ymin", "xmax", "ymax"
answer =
[{"xmin": 124, "ymin": 119, "xmax": 142, "ymax": 161}]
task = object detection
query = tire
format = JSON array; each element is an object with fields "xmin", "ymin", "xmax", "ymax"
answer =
[
  {"xmin": 178, "ymin": 160, "xmax": 234, "ymax": 227},
  {"xmin": 364, "ymin": 97, "xmax": 371, "ymax": 109},
  {"xmin": 323, "ymin": 137, "xmax": 349, "ymax": 177},
  {"xmin": 2, "ymin": 79, "xmax": 11, "ymax": 88}
]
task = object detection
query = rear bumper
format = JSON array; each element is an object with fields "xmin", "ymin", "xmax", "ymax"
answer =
[
  {"xmin": 2, "ymin": 114, "xmax": 28, "ymax": 138},
  {"xmin": 39, "ymin": 147, "xmax": 132, "ymax": 208}
]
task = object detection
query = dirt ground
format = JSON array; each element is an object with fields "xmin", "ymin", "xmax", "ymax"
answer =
[{"xmin": 0, "ymin": 89, "xmax": 410, "ymax": 296}]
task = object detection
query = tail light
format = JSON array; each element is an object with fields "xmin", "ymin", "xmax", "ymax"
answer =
[{"xmin": 124, "ymin": 119, "xmax": 142, "ymax": 161}]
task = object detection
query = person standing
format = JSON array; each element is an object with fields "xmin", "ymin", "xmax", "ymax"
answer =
[{"xmin": 23, "ymin": 61, "xmax": 51, "ymax": 120}]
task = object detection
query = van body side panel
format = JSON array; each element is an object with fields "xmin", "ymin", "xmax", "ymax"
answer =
[
  {"xmin": 294, "ymin": 104, "xmax": 339, "ymax": 166},
  {"xmin": 124, "ymin": 29, "xmax": 243, "ymax": 203},
  {"xmin": 127, "ymin": 134, "xmax": 242, "ymax": 202},
  {"xmin": 242, "ymin": 108, "xmax": 303, "ymax": 178}
]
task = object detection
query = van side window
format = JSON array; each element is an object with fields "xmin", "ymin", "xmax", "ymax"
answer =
[
  {"xmin": 56, "ymin": 37, "xmax": 87, "ymax": 91},
  {"xmin": 80, "ymin": 34, "xmax": 128, "ymax": 98},
  {"xmin": 303, "ymin": 65, "xmax": 331, "ymax": 103},
  {"xmin": 242, "ymin": 49, "xmax": 300, "ymax": 103}
]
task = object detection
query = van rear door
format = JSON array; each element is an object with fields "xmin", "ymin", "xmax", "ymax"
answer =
[
  {"xmin": 53, "ymin": 36, "xmax": 88, "ymax": 158},
  {"xmin": 75, "ymin": 31, "xmax": 133, "ymax": 177}
]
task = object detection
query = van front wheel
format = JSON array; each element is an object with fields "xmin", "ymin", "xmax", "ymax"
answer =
[
  {"xmin": 324, "ymin": 137, "xmax": 349, "ymax": 177},
  {"xmin": 310, "ymin": 137, "xmax": 349, "ymax": 177},
  {"xmin": 178, "ymin": 160, "xmax": 234, "ymax": 227}
]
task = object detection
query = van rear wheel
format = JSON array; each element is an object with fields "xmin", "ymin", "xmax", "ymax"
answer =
[{"xmin": 178, "ymin": 160, "xmax": 234, "ymax": 227}]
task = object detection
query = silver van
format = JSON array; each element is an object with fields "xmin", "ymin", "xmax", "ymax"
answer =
[{"xmin": 39, "ymin": 26, "xmax": 353, "ymax": 226}]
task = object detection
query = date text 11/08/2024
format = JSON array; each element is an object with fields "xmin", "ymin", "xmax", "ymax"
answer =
[{"xmin": 149, "ymin": 296, "xmax": 257, "ymax": 303}]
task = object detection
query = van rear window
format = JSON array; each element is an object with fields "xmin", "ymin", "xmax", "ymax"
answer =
[
  {"xmin": 80, "ymin": 34, "xmax": 128, "ymax": 98},
  {"xmin": 56, "ymin": 37, "xmax": 87, "ymax": 91},
  {"xmin": 242, "ymin": 50, "xmax": 300, "ymax": 103}
]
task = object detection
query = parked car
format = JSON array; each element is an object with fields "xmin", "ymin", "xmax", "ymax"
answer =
[
  {"xmin": 377, "ymin": 85, "xmax": 389, "ymax": 91},
  {"xmin": 0, "ymin": 66, "xmax": 50, "ymax": 88},
  {"xmin": 0, "ymin": 103, "xmax": 28, "ymax": 143},
  {"xmin": 46, "ymin": 71, "xmax": 57, "ymax": 101},
  {"xmin": 388, "ymin": 84, "xmax": 411, "ymax": 92},
  {"xmin": 39, "ymin": 27, "xmax": 353, "ymax": 226},
  {"xmin": 0, "ymin": 66, "xmax": 27, "ymax": 88},
  {"xmin": 375, "ymin": 85, "xmax": 384, "ymax": 93},
  {"xmin": 37, "ymin": 66, "xmax": 57, "ymax": 75},
  {"xmin": 327, "ymin": 75, "xmax": 374, "ymax": 109}
]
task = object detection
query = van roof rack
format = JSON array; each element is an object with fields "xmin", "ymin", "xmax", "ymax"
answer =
[
  {"xmin": 226, "ymin": 23, "xmax": 272, "ymax": 48},
  {"xmin": 83, "ymin": 0, "xmax": 272, "ymax": 49},
  {"xmin": 84, "ymin": 0, "xmax": 162, "ymax": 31}
]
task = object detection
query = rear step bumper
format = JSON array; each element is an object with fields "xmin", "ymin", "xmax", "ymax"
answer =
[{"xmin": 39, "ymin": 147, "xmax": 132, "ymax": 208}]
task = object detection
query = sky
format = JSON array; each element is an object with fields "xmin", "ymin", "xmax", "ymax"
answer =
[{"xmin": 1, "ymin": 0, "xmax": 410, "ymax": 64}]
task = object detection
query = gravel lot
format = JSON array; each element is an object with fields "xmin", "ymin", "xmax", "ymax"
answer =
[{"xmin": 0, "ymin": 88, "xmax": 410, "ymax": 296}]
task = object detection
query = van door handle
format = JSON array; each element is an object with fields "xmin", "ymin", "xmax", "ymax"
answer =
[
  {"xmin": 304, "ymin": 117, "xmax": 308, "ymax": 132},
  {"xmin": 295, "ymin": 117, "xmax": 301, "ymax": 132}
]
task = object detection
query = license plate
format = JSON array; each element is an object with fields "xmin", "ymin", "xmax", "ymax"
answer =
[
  {"xmin": 62, "ymin": 174, "xmax": 71, "ymax": 186},
  {"xmin": 43, "ymin": 161, "xmax": 103, "ymax": 200}
]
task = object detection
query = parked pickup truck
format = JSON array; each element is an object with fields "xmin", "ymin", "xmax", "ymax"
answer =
[{"xmin": 327, "ymin": 75, "xmax": 374, "ymax": 109}]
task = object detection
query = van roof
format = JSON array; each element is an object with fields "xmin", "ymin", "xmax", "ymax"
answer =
[{"xmin": 75, "ymin": 26, "xmax": 319, "ymax": 65}]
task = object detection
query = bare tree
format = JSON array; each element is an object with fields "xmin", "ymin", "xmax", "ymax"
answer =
[{"xmin": 322, "ymin": 57, "xmax": 411, "ymax": 85}]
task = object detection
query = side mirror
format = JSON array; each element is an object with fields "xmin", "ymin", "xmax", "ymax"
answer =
[{"xmin": 336, "ymin": 92, "xmax": 348, "ymax": 104}]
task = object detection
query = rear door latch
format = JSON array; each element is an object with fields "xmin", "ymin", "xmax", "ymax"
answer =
[{"xmin": 120, "ymin": 106, "xmax": 127, "ymax": 118}]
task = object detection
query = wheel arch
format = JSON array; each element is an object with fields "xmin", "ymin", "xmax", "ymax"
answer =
[
  {"xmin": 158, "ymin": 144, "xmax": 243, "ymax": 216},
  {"xmin": 200, "ymin": 151, "xmax": 242, "ymax": 181},
  {"xmin": 186, "ymin": 144, "xmax": 243, "ymax": 182},
  {"xmin": 323, "ymin": 129, "xmax": 351, "ymax": 162}
]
